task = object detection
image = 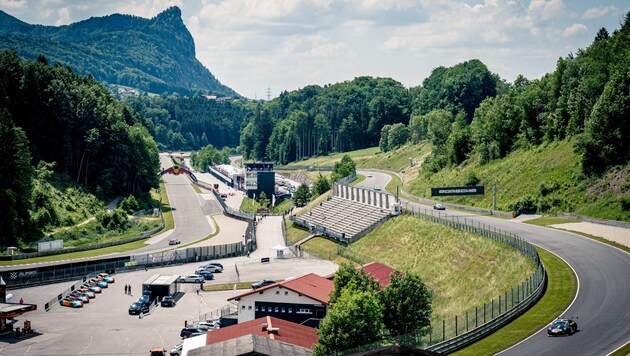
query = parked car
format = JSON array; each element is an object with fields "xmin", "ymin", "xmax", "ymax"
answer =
[
  {"xmin": 179, "ymin": 275, "xmax": 204, "ymax": 283},
  {"xmin": 82, "ymin": 283, "xmax": 102, "ymax": 293},
  {"xmin": 197, "ymin": 271, "xmax": 215, "ymax": 280},
  {"xmin": 76, "ymin": 288, "xmax": 96, "ymax": 298},
  {"xmin": 367, "ymin": 174, "xmax": 373, "ymax": 178},
  {"xmin": 547, "ymin": 318, "xmax": 578, "ymax": 336},
  {"xmin": 129, "ymin": 302, "xmax": 149, "ymax": 315},
  {"xmin": 251, "ymin": 279, "xmax": 276, "ymax": 289},
  {"xmin": 60, "ymin": 297, "xmax": 83, "ymax": 308},
  {"xmin": 89, "ymin": 278, "xmax": 108, "ymax": 288},
  {"xmin": 69, "ymin": 292, "xmax": 90, "ymax": 303},
  {"xmin": 180, "ymin": 327, "xmax": 206, "ymax": 338},
  {"xmin": 198, "ymin": 263, "xmax": 223, "ymax": 273},
  {"xmin": 374, "ymin": 185, "xmax": 381, "ymax": 191},
  {"xmin": 98, "ymin": 272, "xmax": 115, "ymax": 283},
  {"xmin": 161, "ymin": 295, "xmax": 176, "ymax": 307},
  {"xmin": 170, "ymin": 343, "xmax": 183, "ymax": 356},
  {"xmin": 169, "ymin": 239, "xmax": 181, "ymax": 245},
  {"xmin": 198, "ymin": 320, "xmax": 220, "ymax": 330},
  {"xmin": 202, "ymin": 262, "xmax": 224, "ymax": 269},
  {"xmin": 150, "ymin": 347, "xmax": 167, "ymax": 356},
  {"xmin": 196, "ymin": 266, "xmax": 222, "ymax": 275},
  {"xmin": 433, "ymin": 203, "xmax": 446, "ymax": 210}
]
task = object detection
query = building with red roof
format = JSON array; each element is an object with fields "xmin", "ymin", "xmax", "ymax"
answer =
[
  {"xmin": 361, "ymin": 262, "xmax": 396, "ymax": 289},
  {"xmin": 228, "ymin": 273, "xmax": 333, "ymax": 326},
  {"xmin": 325, "ymin": 262, "xmax": 396, "ymax": 290}
]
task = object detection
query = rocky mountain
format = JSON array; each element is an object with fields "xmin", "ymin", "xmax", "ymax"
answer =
[{"xmin": 0, "ymin": 6, "xmax": 237, "ymax": 97}]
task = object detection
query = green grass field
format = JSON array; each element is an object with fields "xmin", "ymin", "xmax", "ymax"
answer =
[{"xmin": 301, "ymin": 214, "xmax": 536, "ymax": 320}]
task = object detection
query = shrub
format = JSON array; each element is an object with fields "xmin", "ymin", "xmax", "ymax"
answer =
[{"xmin": 119, "ymin": 195, "xmax": 141, "ymax": 214}]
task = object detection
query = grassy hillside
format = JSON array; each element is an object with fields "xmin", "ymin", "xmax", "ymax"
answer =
[
  {"xmin": 406, "ymin": 140, "xmax": 630, "ymax": 221},
  {"xmin": 284, "ymin": 144, "xmax": 431, "ymax": 172},
  {"xmin": 301, "ymin": 214, "xmax": 536, "ymax": 320}
]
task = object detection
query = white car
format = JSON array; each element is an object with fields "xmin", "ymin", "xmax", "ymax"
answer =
[
  {"xmin": 198, "ymin": 264, "xmax": 223, "ymax": 273},
  {"xmin": 179, "ymin": 274, "xmax": 204, "ymax": 283},
  {"xmin": 367, "ymin": 174, "xmax": 373, "ymax": 178}
]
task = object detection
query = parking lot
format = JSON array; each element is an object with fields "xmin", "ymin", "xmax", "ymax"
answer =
[{"xmin": 1, "ymin": 256, "xmax": 337, "ymax": 355}]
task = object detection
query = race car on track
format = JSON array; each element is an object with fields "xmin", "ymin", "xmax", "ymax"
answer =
[
  {"xmin": 547, "ymin": 318, "xmax": 578, "ymax": 336},
  {"xmin": 60, "ymin": 297, "xmax": 83, "ymax": 308}
]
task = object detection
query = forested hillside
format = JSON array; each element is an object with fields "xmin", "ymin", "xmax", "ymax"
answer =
[
  {"xmin": 0, "ymin": 51, "xmax": 160, "ymax": 246},
  {"xmin": 123, "ymin": 94, "xmax": 248, "ymax": 151},
  {"xmin": 0, "ymin": 6, "xmax": 236, "ymax": 97}
]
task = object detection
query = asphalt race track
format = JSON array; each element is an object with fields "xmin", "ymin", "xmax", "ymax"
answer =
[{"xmin": 361, "ymin": 170, "xmax": 630, "ymax": 355}]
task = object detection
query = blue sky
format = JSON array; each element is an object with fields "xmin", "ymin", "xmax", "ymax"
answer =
[{"xmin": 1, "ymin": 0, "xmax": 628, "ymax": 98}]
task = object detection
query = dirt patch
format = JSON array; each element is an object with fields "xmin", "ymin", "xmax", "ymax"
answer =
[{"xmin": 549, "ymin": 222, "xmax": 630, "ymax": 248}]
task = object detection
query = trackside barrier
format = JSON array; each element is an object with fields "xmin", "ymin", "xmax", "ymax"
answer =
[{"xmin": 339, "ymin": 205, "xmax": 546, "ymax": 355}]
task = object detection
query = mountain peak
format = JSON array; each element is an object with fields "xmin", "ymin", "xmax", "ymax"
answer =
[{"xmin": 152, "ymin": 6, "xmax": 183, "ymax": 24}]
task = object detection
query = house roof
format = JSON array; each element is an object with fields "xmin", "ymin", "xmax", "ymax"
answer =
[
  {"xmin": 189, "ymin": 334, "xmax": 313, "ymax": 356},
  {"xmin": 205, "ymin": 316, "xmax": 318, "ymax": 350},
  {"xmin": 228, "ymin": 273, "xmax": 333, "ymax": 304},
  {"xmin": 361, "ymin": 262, "xmax": 396, "ymax": 289},
  {"xmin": 325, "ymin": 262, "xmax": 396, "ymax": 290}
]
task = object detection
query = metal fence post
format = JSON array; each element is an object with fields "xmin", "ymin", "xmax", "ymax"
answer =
[
  {"xmin": 475, "ymin": 306, "xmax": 478, "ymax": 328},
  {"xmin": 455, "ymin": 315, "xmax": 458, "ymax": 336},
  {"xmin": 443, "ymin": 319, "xmax": 445, "ymax": 342}
]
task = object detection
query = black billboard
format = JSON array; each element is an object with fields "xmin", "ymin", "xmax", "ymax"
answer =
[{"xmin": 431, "ymin": 186, "xmax": 485, "ymax": 196}]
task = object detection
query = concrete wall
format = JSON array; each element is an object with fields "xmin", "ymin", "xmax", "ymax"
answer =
[{"xmin": 333, "ymin": 183, "xmax": 396, "ymax": 209}]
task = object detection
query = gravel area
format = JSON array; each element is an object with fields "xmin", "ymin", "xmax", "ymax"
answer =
[{"xmin": 549, "ymin": 222, "xmax": 630, "ymax": 248}]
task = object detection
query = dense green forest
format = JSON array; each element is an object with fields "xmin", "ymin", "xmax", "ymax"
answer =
[
  {"xmin": 0, "ymin": 7, "xmax": 236, "ymax": 97},
  {"xmin": 123, "ymin": 94, "xmax": 248, "ymax": 151},
  {"xmin": 240, "ymin": 76, "xmax": 423, "ymax": 163},
  {"xmin": 0, "ymin": 51, "xmax": 160, "ymax": 246}
]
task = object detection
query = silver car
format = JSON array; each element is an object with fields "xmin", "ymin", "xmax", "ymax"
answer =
[{"xmin": 179, "ymin": 274, "xmax": 204, "ymax": 283}]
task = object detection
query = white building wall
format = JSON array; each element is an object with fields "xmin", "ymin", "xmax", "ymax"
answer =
[{"xmin": 235, "ymin": 286, "xmax": 326, "ymax": 323}]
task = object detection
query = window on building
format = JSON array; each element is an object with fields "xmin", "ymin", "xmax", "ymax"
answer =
[
  {"xmin": 276, "ymin": 291, "xmax": 279, "ymax": 295},
  {"xmin": 284, "ymin": 291, "xmax": 288, "ymax": 295},
  {"xmin": 288, "ymin": 308, "xmax": 293, "ymax": 313},
  {"xmin": 296, "ymin": 308, "xmax": 313, "ymax": 314},
  {"xmin": 282, "ymin": 307, "xmax": 286, "ymax": 313},
  {"xmin": 261, "ymin": 306, "xmax": 266, "ymax": 312},
  {"xmin": 242, "ymin": 305, "xmax": 246, "ymax": 309},
  {"xmin": 274, "ymin": 307, "xmax": 279, "ymax": 312},
  {"xmin": 255, "ymin": 306, "xmax": 259, "ymax": 311},
  {"xmin": 248, "ymin": 306, "xmax": 252, "ymax": 310}
]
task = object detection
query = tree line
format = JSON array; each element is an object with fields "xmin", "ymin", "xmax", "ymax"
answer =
[
  {"xmin": 123, "ymin": 94, "xmax": 247, "ymax": 151},
  {"xmin": 0, "ymin": 51, "xmax": 160, "ymax": 246}
]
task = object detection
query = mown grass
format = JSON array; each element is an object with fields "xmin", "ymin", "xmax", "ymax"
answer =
[
  {"xmin": 301, "ymin": 214, "xmax": 536, "ymax": 320},
  {"xmin": 158, "ymin": 180, "xmax": 174, "ymax": 231},
  {"xmin": 283, "ymin": 144, "xmax": 431, "ymax": 173},
  {"xmin": 239, "ymin": 196, "xmax": 295, "ymax": 214},
  {"xmin": 455, "ymin": 247, "xmax": 577, "ymax": 355},
  {"xmin": 611, "ymin": 342, "xmax": 630, "ymax": 356},
  {"xmin": 202, "ymin": 280, "xmax": 282, "ymax": 292}
]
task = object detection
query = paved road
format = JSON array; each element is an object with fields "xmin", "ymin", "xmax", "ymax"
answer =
[
  {"xmin": 396, "ymin": 190, "xmax": 630, "ymax": 355},
  {"xmin": 132, "ymin": 155, "xmax": 215, "ymax": 253}
]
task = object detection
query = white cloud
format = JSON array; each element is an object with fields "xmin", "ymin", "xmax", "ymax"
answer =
[
  {"xmin": 55, "ymin": 7, "xmax": 70, "ymax": 26},
  {"xmin": 0, "ymin": 0, "xmax": 26, "ymax": 9},
  {"xmin": 528, "ymin": 0, "xmax": 564, "ymax": 21},
  {"xmin": 562, "ymin": 23, "xmax": 588, "ymax": 37},
  {"xmin": 582, "ymin": 6, "xmax": 616, "ymax": 19}
]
